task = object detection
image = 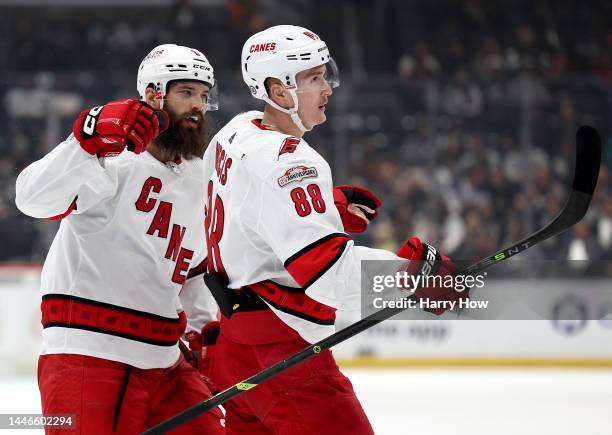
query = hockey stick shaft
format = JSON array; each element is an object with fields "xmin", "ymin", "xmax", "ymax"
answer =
[
  {"xmin": 143, "ymin": 126, "xmax": 601, "ymax": 434},
  {"xmin": 140, "ymin": 240, "xmax": 544, "ymax": 434}
]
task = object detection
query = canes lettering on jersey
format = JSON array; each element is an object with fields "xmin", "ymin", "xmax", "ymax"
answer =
[
  {"xmin": 135, "ymin": 177, "xmax": 194, "ymax": 284},
  {"xmin": 205, "ymin": 180, "xmax": 227, "ymax": 281},
  {"xmin": 215, "ymin": 142, "xmax": 232, "ymax": 186},
  {"xmin": 206, "ymin": 141, "xmax": 232, "ymax": 279},
  {"xmin": 135, "ymin": 176, "xmax": 162, "ymax": 212}
]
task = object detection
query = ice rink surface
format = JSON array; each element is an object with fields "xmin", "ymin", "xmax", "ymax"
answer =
[{"xmin": 1, "ymin": 368, "xmax": 611, "ymax": 434}]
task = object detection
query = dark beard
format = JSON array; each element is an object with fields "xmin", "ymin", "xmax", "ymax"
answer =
[{"xmin": 152, "ymin": 108, "xmax": 210, "ymax": 160}]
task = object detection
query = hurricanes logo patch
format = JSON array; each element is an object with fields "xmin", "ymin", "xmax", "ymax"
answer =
[
  {"xmin": 277, "ymin": 166, "xmax": 318, "ymax": 187},
  {"xmin": 278, "ymin": 137, "xmax": 300, "ymax": 158}
]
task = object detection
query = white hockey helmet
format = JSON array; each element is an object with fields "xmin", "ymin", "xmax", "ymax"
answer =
[
  {"xmin": 241, "ymin": 25, "xmax": 339, "ymax": 132},
  {"xmin": 137, "ymin": 44, "xmax": 218, "ymax": 111}
]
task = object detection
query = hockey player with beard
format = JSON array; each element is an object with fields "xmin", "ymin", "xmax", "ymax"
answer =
[
  {"xmin": 15, "ymin": 44, "xmax": 225, "ymax": 434},
  {"xmin": 200, "ymin": 25, "xmax": 468, "ymax": 434}
]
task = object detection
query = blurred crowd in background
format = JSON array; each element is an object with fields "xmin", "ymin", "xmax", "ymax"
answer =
[{"xmin": 1, "ymin": 0, "xmax": 611, "ymax": 272}]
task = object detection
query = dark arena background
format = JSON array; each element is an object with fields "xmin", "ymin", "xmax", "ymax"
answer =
[{"xmin": 0, "ymin": 1, "xmax": 611, "ymax": 434}]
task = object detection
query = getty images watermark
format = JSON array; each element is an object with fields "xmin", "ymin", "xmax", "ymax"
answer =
[
  {"xmin": 362, "ymin": 259, "xmax": 612, "ymax": 321},
  {"xmin": 358, "ymin": 260, "xmax": 491, "ymax": 318},
  {"xmin": 370, "ymin": 271, "xmax": 488, "ymax": 311}
]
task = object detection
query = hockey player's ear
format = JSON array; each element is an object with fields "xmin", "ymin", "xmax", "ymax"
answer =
[
  {"xmin": 144, "ymin": 86, "xmax": 161, "ymax": 109},
  {"xmin": 267, "ymin": 78, "xmax": 293, "ymax": 109}
]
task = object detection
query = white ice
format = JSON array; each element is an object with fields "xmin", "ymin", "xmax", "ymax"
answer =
[{"xmin": 1, "ymin": 369, "xmax": 611, "ymax": 434}]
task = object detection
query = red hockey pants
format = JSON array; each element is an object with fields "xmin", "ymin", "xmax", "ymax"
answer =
[
  {"xmin": 38, "ymin": 353, "xmax": 225, "ymax": 434},
  {"xmin": 208, "ymin": 310, "xmax": 374, "ymax": 435}
]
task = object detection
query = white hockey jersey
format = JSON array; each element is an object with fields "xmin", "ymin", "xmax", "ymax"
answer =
[
  {"xmin": 15, "ymin": 136, "xmax": 217, "ymax": 369},
  {"xmin": 203, "ymin": 111, "xmax": 404, "ymax": 343}
]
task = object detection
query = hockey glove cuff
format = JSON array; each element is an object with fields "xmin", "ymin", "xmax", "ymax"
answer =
[
  {"xmin": 73, "ymin": 98, "xmax": 168, "ymax": 158},
  {"xmin": 397, "ymin": 237, "xmax": 468, "ymax": 315},
  {"xmin": 333, "ymin": 185, "xmax": 381, "ymax": 233}
]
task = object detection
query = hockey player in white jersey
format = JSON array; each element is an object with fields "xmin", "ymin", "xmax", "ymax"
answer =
[
  {"xmin": 201, "ymin": 25, "xmax": 467, "ymax": 434},
  {"xmin": 15, "ymin": 44, "xmax": 224, "ymax": 434}
]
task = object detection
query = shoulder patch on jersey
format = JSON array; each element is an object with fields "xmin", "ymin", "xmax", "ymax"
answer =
[
  {"xmin": 277, "ymin": 165, "xmax": 318, "ymax": 187},
  {"xmin": 278, "ymin": 137, "xmax": 301, "ymax": 158}
]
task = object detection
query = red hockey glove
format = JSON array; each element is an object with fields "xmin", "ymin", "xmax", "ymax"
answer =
[
  {"xmin": 397, "ymin": 237, "xmax": 468, "ymax": 315},
  {"xmin": 72, "ymin": 99, "xmax": 168, "ymax": 157},
  {"xmin": 184, "ymin": 321, "xmax": 220, "ymax": 383},
  {"xmin": 333, "ymin": 185, "xmax": 381, "ymax": 233}
]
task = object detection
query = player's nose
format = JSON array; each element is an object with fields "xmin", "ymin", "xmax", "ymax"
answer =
[
  {"xmin": 192, "ymin": 100, "xmax": 206, "ymax": 113},
  {"xmin": 322, "ymin": 80, "xmax": 333, "ymax": 96}
]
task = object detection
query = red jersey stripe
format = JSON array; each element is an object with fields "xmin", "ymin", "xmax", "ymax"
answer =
[
  {"xmin": 248, "ymin": 280, "xmax": 336, "ymax": 325},
  {"xmin": 46, "ymin": 197, "xmax": 77, "ymax": 220},
  {"xmin": 41, "ymin": 294, "xmax": 186, "ymax": 346},
  {"xmin": 284, "ymin": 233, "xmax": 351, "ymax": 289}
]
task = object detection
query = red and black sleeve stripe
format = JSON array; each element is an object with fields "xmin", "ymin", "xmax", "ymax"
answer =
[
  {"xmin": 284, "ymin": 233, "xmax": 352, "ymax": 290},
  {"xmin": 248, "ymin": 280, "xmax": 336, "ymax": 325}
]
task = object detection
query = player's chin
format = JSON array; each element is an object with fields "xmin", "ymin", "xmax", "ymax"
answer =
[{"xmin": 311, "ymin": 109, "xmax": 327, "ymax": 125}]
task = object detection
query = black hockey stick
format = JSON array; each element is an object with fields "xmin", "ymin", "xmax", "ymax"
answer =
[{"xmin": 142, "ymin": 126, "xmax": 601, "ymax": 435}]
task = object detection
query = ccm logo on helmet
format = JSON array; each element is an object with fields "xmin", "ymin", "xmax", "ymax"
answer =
[{"xmin": 250, "ymin": 42, "xmax": 277, "ymax": 53}]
